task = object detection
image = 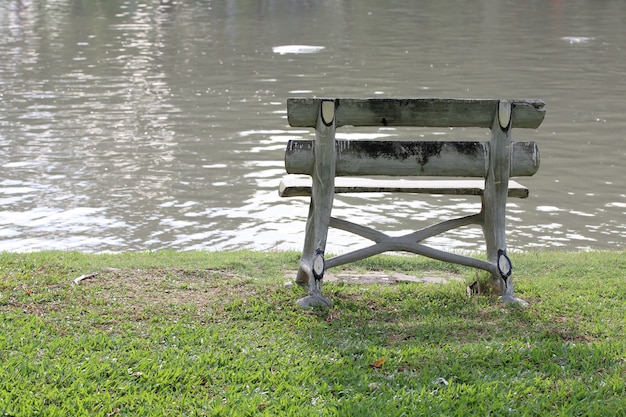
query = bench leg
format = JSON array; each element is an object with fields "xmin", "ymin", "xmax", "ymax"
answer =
[
  {"xmin": 484, "ymin": 100, "xmax": 528, "ymax": 306},
  {"xmin": 295, "ymin": 100, "xmax": 336, "ymax": 308},
  {"xmin": 483, "ymin": 202, "xmax": 528, "ymax": 305},
  {"xmin": 295, "ymin": 203, "xmax": 334, "ymax": 308}
]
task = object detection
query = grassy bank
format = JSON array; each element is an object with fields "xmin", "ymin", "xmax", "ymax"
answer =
[{"xmin": 1, "ymin": 250, "xmax": 625, "ymax": 416}]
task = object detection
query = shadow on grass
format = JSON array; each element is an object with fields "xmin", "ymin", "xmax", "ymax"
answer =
[{"xmin": 275, "ymin": 277, "xmax": 626, "ymax": 415}]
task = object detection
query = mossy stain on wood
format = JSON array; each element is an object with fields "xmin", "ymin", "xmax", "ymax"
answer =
[{"xmin": 340, "ymin": 141, "xmax": 483, "ymax": 170}]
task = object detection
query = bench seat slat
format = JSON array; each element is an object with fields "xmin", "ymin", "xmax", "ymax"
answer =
[{"xmin": 279, "ymin": 177, "xmax": 530, "ymax": 199}]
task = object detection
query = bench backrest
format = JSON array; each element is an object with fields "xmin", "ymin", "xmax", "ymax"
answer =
[
  {"xmin": 285, "ymin": 98, "xmax": 546, "ymax": 178},
  {"xmin": 288, "ymin": 98, "xmax": 545, "ymax": 128}
]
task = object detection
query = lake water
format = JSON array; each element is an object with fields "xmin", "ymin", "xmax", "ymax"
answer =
[{"xmin": 1, "ymin": 0, "xmax": 625, "ymax": 254}]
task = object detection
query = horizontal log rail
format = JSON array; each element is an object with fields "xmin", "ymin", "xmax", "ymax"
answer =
[
  {"xmin": 285, "ymin": 140, "xmax": 539, "ymax": 177},
  {"xmin": 288, "ymin": 98, "xmax": 546, "ymax": 129}
]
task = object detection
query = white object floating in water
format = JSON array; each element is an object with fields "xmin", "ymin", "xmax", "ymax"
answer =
[
  {"xmin": 561, "ymin": 36, "xmax": 593, "ymax": 44},
  {"xmin": 272, "ymin": 45, "xmax": 325, "ymax": 55}
]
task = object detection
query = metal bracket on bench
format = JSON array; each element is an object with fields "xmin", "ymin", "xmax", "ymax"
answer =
[
  {"xmin": 497, "ymin": 249, "xmax": 512, "ymax": 288},
  {"xmin": 498, "ymin": 100, "xmax": 511, "ymax": 130},
  {"xmin": 320, "ymin": 100, "xmax": 335, "ymax": 126},
  {"xmin": 312, "ymin": 249, "xmax": 325, "ymax": 281}
]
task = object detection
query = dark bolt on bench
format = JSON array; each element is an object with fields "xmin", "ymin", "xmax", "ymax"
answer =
[{"xmin": 279, "ymin": 98, "xmax": 546, "ymax": 308}]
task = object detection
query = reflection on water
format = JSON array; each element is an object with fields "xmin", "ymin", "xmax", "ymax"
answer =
[
  {"xmin": 272, "ymin": 45, "xmax": 326, "ymax": 55},
  {"xmin": 1, "ymin": 0, "xmax": 625, "ymax": 253}
]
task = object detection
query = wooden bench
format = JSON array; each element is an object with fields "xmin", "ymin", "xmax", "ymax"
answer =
[{"xmin": 279, "ymin": 98, "xmax": 546, "ymax": 307}]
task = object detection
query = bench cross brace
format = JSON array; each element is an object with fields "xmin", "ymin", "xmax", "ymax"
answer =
[{"xmin": 325, "ymin": 213, "xmax": 496, "ymax": 275}]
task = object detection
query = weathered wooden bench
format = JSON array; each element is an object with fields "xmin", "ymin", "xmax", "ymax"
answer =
[{"xmin": 279, "ymin": 98, "xmax": 546, "ymax": 307}]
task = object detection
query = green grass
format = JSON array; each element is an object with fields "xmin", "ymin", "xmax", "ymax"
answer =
[{"xmin": 1, "ymin": 250, "xmax": 625, "ymax": 416}]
